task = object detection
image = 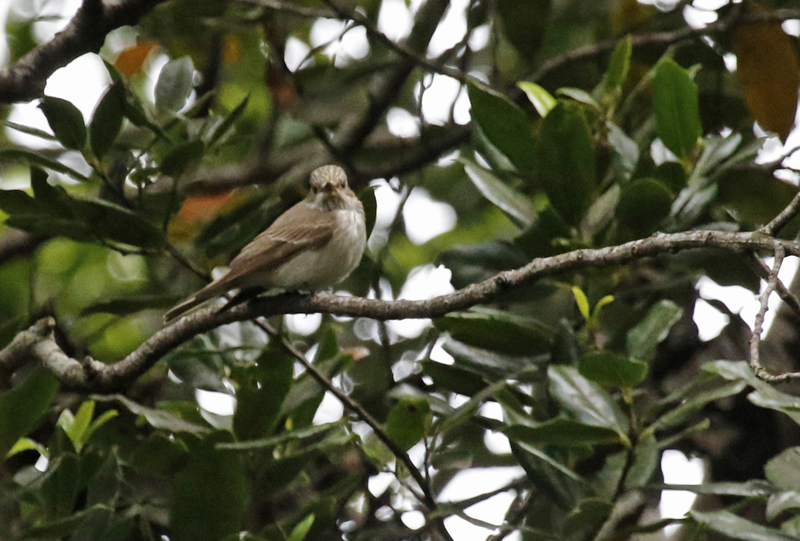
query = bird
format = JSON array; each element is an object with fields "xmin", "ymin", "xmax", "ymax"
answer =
[{"xmin": 164, "ymin": 165, "xmax": 367, "ymax": 323}]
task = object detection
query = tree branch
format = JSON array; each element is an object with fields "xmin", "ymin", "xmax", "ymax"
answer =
[
  {"xmin": 331, "ymin": 0, "xmax": 452, "ymax": 158},
  {"xmin": 0, "ymin": 0, "xmax": 167, "ymax": 103},
  {"xmin": 529, "ymin": 8, "xmax": 800, "ymax": 84},
  {"xmin": 2, "ymin": 229, "xmax": 799, "ymax": 392}
]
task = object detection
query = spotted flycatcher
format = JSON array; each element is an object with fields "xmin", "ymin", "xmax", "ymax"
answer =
[{"xmin": 164, "ymin": 165, "xmax": 366, "ymax": 322}]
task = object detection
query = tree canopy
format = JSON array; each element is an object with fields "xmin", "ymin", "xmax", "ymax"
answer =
[{"xmin": 3, "ymin": 0, "xmax": 800, "ymax": 540}]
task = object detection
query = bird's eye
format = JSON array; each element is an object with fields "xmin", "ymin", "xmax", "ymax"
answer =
[{"xmin": 312, "ymin": 186, "xmax": 318, "ymax": 193}]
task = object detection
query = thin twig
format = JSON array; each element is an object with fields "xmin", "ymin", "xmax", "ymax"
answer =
[
  {"xmin": 748, "ymin": 253, "xmax": 800, "ymax": 316},
  {"xmin": 749, "ymin": 246, "xmax": 797, "ymax": 382},
  {"xmin": 760, "ymin": 191, "xmax": 800, "ymax": 237},
  {"xmin": 251, "ymin": 319, "xmax": 453, "ymax": 541}
]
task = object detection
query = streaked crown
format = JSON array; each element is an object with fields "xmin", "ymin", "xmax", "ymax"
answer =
[{"xmin": 310, "ymin": 165, "xmax": 348, "ymax": 192}]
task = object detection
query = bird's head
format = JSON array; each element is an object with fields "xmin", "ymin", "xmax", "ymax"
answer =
[{"xmin": 307, "ymin": 165, "xmax": 355, "ymax": 209}]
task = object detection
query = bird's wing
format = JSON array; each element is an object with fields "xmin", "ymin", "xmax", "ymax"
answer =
[{"xmin": 215, "ymin": 201, "xmax": 336, "ymax": 287}]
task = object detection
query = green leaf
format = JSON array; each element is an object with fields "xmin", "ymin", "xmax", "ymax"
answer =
[
  {"xmin": 564, "ymin": 499, "xmax": 615, "ymax": 538},
  {"xmin": 57, "ymin": 401, "xmax": 95, "ymax": 453},
  {"xmin": 40, "ymin": 452, "xmax": 82, "ymax": 520},
  {"xmin": 0, "ymin": 188, "xmax": 41, "ymax": 216},
  {"xmin": 0, "ymin": 148, "xmax": 89, "ymax": 181},
  {"xmin": 548, "ymin": 365, "xmax": 629, "ymax": 438},
  {"xmin": 572, "ymin": 286, "xmax": 591, "ymax": 321},
  {"xmin": 161, "ymin": 140, "xmax": 205, "ymax": 177},
  {"xmin": 557, "ymin": 87, "xmax": 600, "ymax": 109},
  {"xmin": 359, "ymin": 185, "xmax": 378, "ymax": 240},
  {"xmin": 171, "ymin": 431, "xmax": 246, "ymax": 541},
  {"xmin": 607, "ymin": 123, "xmax": 639, "ymax": 180},
  {"xmin": 0, "ymin": 366, "xmax": 59, "ymax": 458},
  {"xmin": 511, "ymin": 441, "xmax": 592, "ymax": 510},
  {"xmin": 71, "ymin": 197, "xmax": 166, "ymax": 249},
  {"xmin": 288, "ymin": 515, "xmax": 316, "ymax": 541},
  {"xmin": 766, "ymin": 448, "xmax": 800, "ymax": 491},
  {"xmin": 648, "ymin": 480, "xmax": 777, "ymax": 497},
  {"xmin": 386, "ymin": 397, "xmax": 432, "ymax": 451},
  {"xmin": 4, "ymin": 120, "xmax": 58, "ymax": 141},
  {"xmin": 93, "ymin": 394, "xmax": 208, "ymax": 434},
  {"xmin": 616, "ymin": 178, "xmax": 673, "ymax": 235},
  {"xmin": 496, "ymin": 0, "xmax": 550, "ymax": 60},
  {"xmin": 155, "ymin": 56, "xmax": 195, "ymax": 114},
  {"xmin": 5, "ymin": 436, "xmax": 48, "ymax": 459},
  {"xmin": 690, "ymin": 510, "xmax": 798, "ymax": 541},
  {"xmin": 536, "ymin": 101, "xmax": 596, "ymax": 225},
  {"xmin": 207, "ymin": 95, "xmax": 249, "ymax": 146},
  {"xmin": 233, "ymin": 348, "xmax": 294, "ymax": 440},
  {"xmin": 130, "ymin": 433, "xmax": 189, "ymax": 476},
  {"xmin": 504, "ymin": 418, "xmax": 624, "ymax": 447},
  {"xmin": 435, "ymin": 307, "xmax": 553, "ymax": 356},
  {"xmin": 20, "ymin": 504, "xmax": 113, "ymax": 539},
  {"xmin": 626, "ymin": 300, "xmax": 683, "ymax": 361},
  {"xmin": 421, "ymin": 359, "xmax": 487, "ymax": 396},
  {"xmin": 39, "ymin": 96, "xmax": 86, "ymax": 150},
  {"xmin": 461, "ymin": 158, "xmax": 535, "ymax": 227},
  {"xmin": 517, "ymin": 82, "xmax": 556, "ymax": 117},
  {"xmin": 80, "ymin": 294, "xmax": 182, "ymax": 316},
  {"xmin": 579, "ymin": 353, "xmax": 648, "ymax": 388},
  {"xmin": 218, "ymin": 423, "xmax": 339, "ymax": 451},
  {"xmin": 468, "ymin": 81, "xmax": 537, "ymax": 172},
  {"xmin": 599, "ymin": 35, "xmax": 632, "ymax": 98},
  {"xmin": 90, "ymin": 83, "xmax": 124, "ymax": 159},
  {"xmin": 654, "ymin": 59, "xmax": 702, "ymax": 159}
]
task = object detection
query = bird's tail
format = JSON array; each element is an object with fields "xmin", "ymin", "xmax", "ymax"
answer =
[{"xmin": 163, "ymin": 282, "xmax": 223, "ymax": 324}]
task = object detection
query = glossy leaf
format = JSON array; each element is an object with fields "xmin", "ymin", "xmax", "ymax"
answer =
[
  {"xmin": 518, "ymin": 81, "xmax": 556, "ymax": 117},
  {"xmin": 504, "ymin": 418, "xmax": 623, "ymax": 447},
  {"xmin": 171, "ymin": 431, "xmax": 246, "ymax": 541},
  {"xmin": 39, "ymin": 96, "xmax": 86, "ymax": 150},
  {"xmin": 207, "ymin": 95, "xmax": 249, "ymax": 146},
  {"xmin": 289, "ymin": 515, "xmax": 316, "ymax": 541},
  {"xmin": 386, "ymin": 397, "xmax": 431, "ymax": 451},
  {"xmin": 579, "ymin": 353, "xmax": 648, "ymax": 389},
  {"xmin": 468, "ymin": 81, "xmax": 537, "ymax": 172},
  {"xmin": 94, "ymin": 394, "xmax": 208, "ymax": 434},
  {"xmin": 690, "ymin": 510, "xmax": 798, "ymax": 541},
  {"xmin": 496, "ymin": 0, "xmax": 550, "ymax": 60},
  {"xmin": 161, "ymin": 140, "xmax": 205, "ymax": 177},
  {"xmin": 626, "ymin": 300, "xmax": 683, "ymax": 361},
  {"xmin": 548, "ymin": 365, "xmax": 629, "ymax": 437},
  {"xmin": 616, "ymin": 178, "xmax": 672, "ymax": 235},
  {"xmin": 90, "ymin": 83, "xmax": 124, "ymax": 159},
  {"xmin": 653, "ymin": 59, "xmax": 701, "ymax": 159},
  {"xmin": 536, "ymin": 101, "xmax": 596, "ymax": 225},
  {"xmin": 155, "ymin": 56, "xmax": 195, "ymax": 114},
  {"xmin": 0, "ymin": 367, "xmax": 58, "ymax": 458},
  {"xmin": 766, "ymin": 448, "xmax": 800, "ymax": 491},
  {"xmin": 0, "ymin": 148, "xmax": 89, "ymax": 181},
  {"xmin": 598, "ymin": 35, "xmax": 632, "ymax": 98},
  {"xmin": 435, "ymin": 307, "xmax": 553, "ymax": 356},
  {"xmin": 233, "ymin": 347, "xmax": 294, "ymax": 441},
  {"xmin": 461, "ymin": 157, "xmax": 535, "ymax": 227}
]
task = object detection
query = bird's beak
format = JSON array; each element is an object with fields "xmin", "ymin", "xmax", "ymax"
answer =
[{"xmin": 321, "ymin": 183, "xmax": 336, "ymax": 194}]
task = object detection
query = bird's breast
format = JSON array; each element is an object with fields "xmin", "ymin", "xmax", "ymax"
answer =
[{"xmin": 269, "ymin": 208, "xmax": 366, "ymax": 289}]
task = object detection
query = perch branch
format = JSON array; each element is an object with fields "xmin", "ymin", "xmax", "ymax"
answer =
[{"xmin": 2, "ymin": 229, "xmax": 799, "ymax": 392}]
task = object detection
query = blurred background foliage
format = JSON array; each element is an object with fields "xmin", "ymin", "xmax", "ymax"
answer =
[{"xmin": 3, "ymin": 0, "xmax": 800, "ymax": 540}]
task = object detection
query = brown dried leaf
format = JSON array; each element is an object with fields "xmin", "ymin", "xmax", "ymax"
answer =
[{"xmin": 732, "ymin": 3, "xmax": 800, "ymax": 142}]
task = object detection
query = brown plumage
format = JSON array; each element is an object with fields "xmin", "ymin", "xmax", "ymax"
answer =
[{"xmin": 164, "ymin": 165, "xmax": 366, "ymax": 323}]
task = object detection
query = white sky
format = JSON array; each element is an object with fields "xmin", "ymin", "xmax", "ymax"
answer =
[{"xmin": 3, "ymin": 0, "xmax": 799, "ymax": 537}]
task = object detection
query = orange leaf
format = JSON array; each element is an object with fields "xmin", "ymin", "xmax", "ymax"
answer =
[
  {"xmin": 115, "ymin": 41, "xmax": 159, "ymax": 77},
  {"xmin": 732, "ymin": 3, "xmax": 800, "ymax": 142},
  {"xmin": 168, "ymin": 191, "xmax": 235, "ymax": 242}
]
